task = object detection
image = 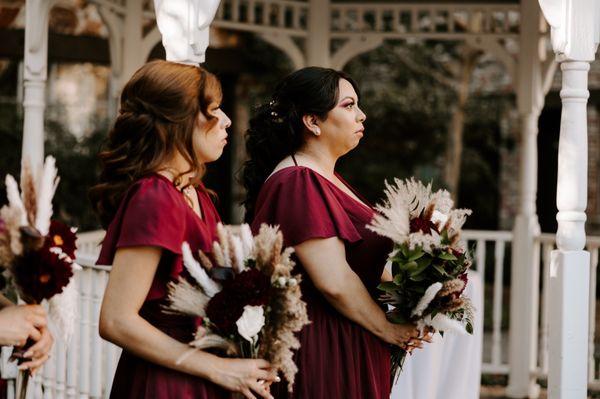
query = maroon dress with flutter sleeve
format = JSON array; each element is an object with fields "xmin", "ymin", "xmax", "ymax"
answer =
[
  {"xmin": 251, "ymin": 166, "xmax": 393, "ymax": 399},
  {"xmin": 96, "ymin": 174, "xmax": 231, "ymax": 399}
]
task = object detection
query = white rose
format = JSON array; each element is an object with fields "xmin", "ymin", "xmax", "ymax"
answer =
[
  {"xmin": 431, "ymin": 210, "xmax": 448, "ymax": 227},
  {"xmin": 236, "ymin": 305, "xmax": 265, "ymax": 343}
]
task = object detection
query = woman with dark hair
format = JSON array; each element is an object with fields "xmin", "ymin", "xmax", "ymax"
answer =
[
  {"xmin": 90, "ymin": 60, "xmax": 277, "ymax": 399},
  {"xmin": 242, "ymin": 67, "xmax": 427, "ymax": 398}
]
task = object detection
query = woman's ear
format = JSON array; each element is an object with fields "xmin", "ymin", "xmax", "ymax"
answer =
[{"xmin": 302, "ymin": 114, "xmax": 321, "ymax": 136}]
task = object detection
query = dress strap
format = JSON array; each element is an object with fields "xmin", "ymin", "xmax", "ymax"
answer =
[{"xmin": 291, "ymin": 154, "xmax": 298, "ymax": 166}]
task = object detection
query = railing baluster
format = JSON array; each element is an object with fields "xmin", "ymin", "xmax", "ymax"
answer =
[
  {"xmin": 539, "ymin": 242, "xmax": 554, "ymax": 374},
  {"xmin": 78, "ymin": 267, "xmax": 91, "ymax": 399},
  {"xmin": 475, "ymin": 239, "xmax": 486, "ymax": 278},
  {"xmin": 491, "ymin": 240, "xmax": 505, "ymax": 366},
  {"xmin": 589, "ymin": 246, "xmax": 598, "ymax": 383}
]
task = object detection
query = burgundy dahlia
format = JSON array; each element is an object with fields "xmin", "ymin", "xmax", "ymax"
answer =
[
  {"xmin": 13, "ymin": 246, "xmax": 74, "ymax": 303},
  {"xmin": 46, "ymin": 220, "xmax": 77, "ymax": 259},
  {"xmin": 410, "ymin": 216, "xmax": 437, "ymax": 234},
  {"xmin": 205, "ymin": 268, "xmax": 271, "ymax": 335}
]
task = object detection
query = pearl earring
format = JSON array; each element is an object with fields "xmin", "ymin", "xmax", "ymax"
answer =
[{"xmin": 313, "ymin": 128, "xmax": 321, "ymax": 136}]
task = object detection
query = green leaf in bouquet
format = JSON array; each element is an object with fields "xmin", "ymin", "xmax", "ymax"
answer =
[
  {"xmin": 407, "ymin": 248, "xmax": 425, "ymax": 262},
  {"xmin": 378, "ymin": 281, "xmax": 398, "ymax": 293},
  {"xmin": 433, "ymin": 264, "xmax": 449, "ymax": 276},
  {"xmin": 409, "ymin": 273, "xmax": 427, "ymax": 282},
  {"xmin": 466, "ymin": 322, "xmax": 474, "ymax": 335},
  {"xmin": 393, "ymin": 273, "xmax": 405, "ymax": 285},
  {"xmin": 438, "ymin": 252, "xmax": 458, "ymax": 261},
  {"xmin": 410, "ymin": 257, "xmax": 432, "ymax": 276},
  {"xmin": 391, "ymin": 261, "xmax": 400, "ymax": 276},
  {"xmin": 399, "ymin": 243, "xmax": 410, "ymax": 258},
  {"xmin": 400, "ymin": 261, "xmax": 418, "ymax": 272}
]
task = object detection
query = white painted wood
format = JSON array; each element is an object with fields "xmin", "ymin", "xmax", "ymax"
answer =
[
  {"xmin": 506, "ymin": 2, "xmax": 545, "ymax": 397},
  {"xmin": 21, "ymin": 0, "xmax": 57, "ymax": 170},
  {"xmin": 491, "ymin": 240, "xmax": 505, "ymax": 366},
  {"xmin": 258, "ymin": 32, "xmax": 305, "ymax": 70},
  {"xmin": 307, "ymin": 0, "xmax": 330, "ymax": 66}
]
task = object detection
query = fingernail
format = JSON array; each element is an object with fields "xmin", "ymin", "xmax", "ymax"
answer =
[{"xmin": 23, "ymin": 351, "xmax": 32, "ymax": 358}]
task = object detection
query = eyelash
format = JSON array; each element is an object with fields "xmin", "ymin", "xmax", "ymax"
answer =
[{"xmin": 345, "ymin": 102, "xmax": 355, "ymax": 109}]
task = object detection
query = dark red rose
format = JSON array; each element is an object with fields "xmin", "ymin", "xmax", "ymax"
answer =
[
  {"xmin": 410, "ymin": 216, "xmax": 438, "ymax": 234},
  {"xmin": 13, "ymin": 245, "xmax": 74, "ymax": 303},
  {"xmin": 205, "ymin": 268, "xmax": 271, "ymax": 335},
  {"xmin": 46, "ymin": 220, "xmax": 77, "ymax": 259}
]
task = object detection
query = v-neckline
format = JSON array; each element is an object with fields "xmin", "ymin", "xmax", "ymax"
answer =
[
  {"xmin": 268, "ymin": 165, "xmax": 373, "ymax": 212},
  {"xmin": 153, "ymin": 173, "xmax": 206, "ymax": 223}
]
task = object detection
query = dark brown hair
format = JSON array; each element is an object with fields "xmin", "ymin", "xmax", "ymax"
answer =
[
  {"xmin": 241, "ymin": 67, "xmax": 359, "ymax": 222},
  {"xmin": 89, "ymin": 60, "xmax": 222, "ymax": 228}
]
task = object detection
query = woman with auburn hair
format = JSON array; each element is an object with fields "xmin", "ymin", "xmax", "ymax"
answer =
[
  {"xmin": 90, "ymin": 60, "xmax": 277, "ymax": 399},
  {"xmin": 242, "ymin": 67, "xmax": 429, "ymax": 398}
]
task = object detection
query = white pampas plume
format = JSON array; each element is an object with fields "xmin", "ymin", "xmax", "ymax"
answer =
[
  {"xmin": 181, "ymin": 242, "xmax": 221, "ymax": 297},
  {"xmin": 212, "ymin": 242, "xmax": 226, "ymax": 266},
  {"xmin": 48, "ymin": 276, "xmax": 78, "ymax": 342},
  {"xmin": 230, "ymin": 235, "xmax": 245, "ymax": 273},
  {"xmin": 240, "ymin": 224, "xmax": 255, "ymax": 258},
  {"xmin": 411, "ymin": 282, "xmax": 443, "ymax": 318},
  {"xmin": 5, "ymin": 175, "xmax": 27, "ymax": 226},
  {"xmin": 418, "ymin": 313, "xmax": 468, "ymax": 335},
  {"xmin": 35, "ymin": 156, "xmax": 59, "ymax": 236},
  {"xmin": 167, "ymin": 278, "xmax": 209, "ymax": 317},
  {"xmin": 216, "ymin": 223, "xmax": 231, "ymax": 267}
]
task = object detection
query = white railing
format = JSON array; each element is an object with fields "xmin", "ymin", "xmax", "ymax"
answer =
[
  {"xmin": 1, "ymin": 231, "xmax": 118, "ymax": 399},
  {"xmin": 329, "ymin": 3, "xmax": 520, "ymax": 39},
  {"xmin": 462, "ymin": 229, "xmax": 513, "ymax": 375},
  {"xmin": 214, "ymin": 0, "xmax": 309, "ymax": 37},
  {"xmin": 4, "ymin": 228, "xmax": 599, "ymax": 396}
]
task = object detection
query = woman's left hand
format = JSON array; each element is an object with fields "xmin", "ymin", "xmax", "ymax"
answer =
[{"xmin": 19, "ymin": 326, "xmax": 54, "ymax": 374}]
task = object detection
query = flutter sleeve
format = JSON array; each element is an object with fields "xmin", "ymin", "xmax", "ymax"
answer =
[
  {"xmin": 97, "ymin": 176, "xmax": 187, "ymax": 265},
  {"xmin": 251, "ymin": 168, "xmax": 362, "ymax": 247}
]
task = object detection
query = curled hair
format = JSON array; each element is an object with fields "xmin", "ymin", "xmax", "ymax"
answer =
[
  {"xmin": 89, "ymin": 60, "xmax": 222, "ymax": 228},
  {"xmin": 241, "ymin": 67, "xmax": 359, "ymax": 221}
]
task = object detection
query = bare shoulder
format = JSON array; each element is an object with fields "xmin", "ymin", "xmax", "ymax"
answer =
[{"xmin": 265, "ymin": 156, "xmax": 297, "ymax": 181}]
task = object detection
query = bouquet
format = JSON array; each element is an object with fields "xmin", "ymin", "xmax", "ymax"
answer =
[
  {"xmin": 0, "ymin": 156, "xmax": 79, "ymax": 399},
  {"xmin": 167, "ymin": 223, "xmax": 309, "ymax": 392},
  {"xmin": 367, "ymin": 178, "xmax": 475, "ymax": 381}
]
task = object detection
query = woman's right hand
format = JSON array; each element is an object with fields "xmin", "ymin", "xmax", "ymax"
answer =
[
  {"xmin": 209, "ymin": 357, "xmax": 279, "ymax": 399},
  {"xmin": 0, "ymin": 304, "xmax": 46, "ymax": 347},
  {"xmin": 382, "ymin": 322, "xmax": 420, "ymax": 348}
]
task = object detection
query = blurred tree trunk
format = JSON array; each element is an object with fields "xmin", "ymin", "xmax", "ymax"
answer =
[
  {"xmin": 395, "ymin": 45, "xmax": 482, "ymax": 200},
  {"xmin": 443, "ymin": 48, "xmax": 480, "ymax": 200}
]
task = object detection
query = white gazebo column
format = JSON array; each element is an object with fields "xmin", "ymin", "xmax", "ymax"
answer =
[
  {"xmin": 506, "ymin": 2, "xmax": 544, "ymax": 397},
  {"xmin": 306, "ymin": 0, "xmax": 330, "ymax": 67},
  {"xmin": 21, "ymin": 0, "xmax": 56, "ymax": 170},
  {"xmin": 538, "ymin": 1, "xmax": 599, "ymax": 397}
]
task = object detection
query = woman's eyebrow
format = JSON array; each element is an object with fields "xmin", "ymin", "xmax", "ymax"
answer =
[{"xmin": 339, "ymin": 96, "xmax": 357, "ymax": 103}]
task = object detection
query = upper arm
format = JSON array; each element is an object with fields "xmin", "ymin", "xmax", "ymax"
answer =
[
  {"xmin": 101, "ymin": 246, "xmax": 162, "ymax": 322},
  {"xmin": 294, "ymin": 237, "xmax": 354, "ymax": 294}
]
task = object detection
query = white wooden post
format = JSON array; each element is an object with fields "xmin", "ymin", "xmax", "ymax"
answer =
[
  {"xmin": 506, "ymin": 2, "xmax": 545, "ymax": 397},
  {"xmin": 307, "ymin": 0, "xmax": 331, "ymax": 67},
  {"xmin": 538, "ymin": 0, "xmax": 599, "ymax": 398},
  {"xmin": 21, "ymin": 0, "xmax": 56, "ymax": 170}
]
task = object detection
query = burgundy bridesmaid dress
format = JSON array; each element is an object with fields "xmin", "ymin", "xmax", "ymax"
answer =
[
  {"xmin": 96, "ymin": 174, "xmax": 231, "ymax": 399},
  {"xmin": 251, "ymin": 162, "xmax": 393, "ymax": 399}
]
